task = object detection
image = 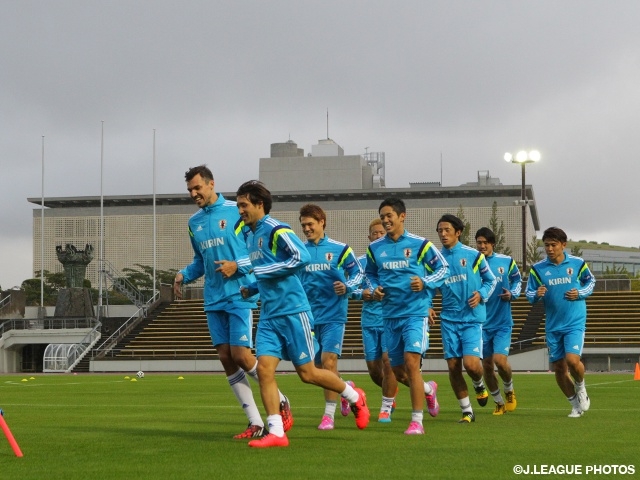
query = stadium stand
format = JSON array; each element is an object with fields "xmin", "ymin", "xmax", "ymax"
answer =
[{"xmin": 87, "ymin": 290, "xmax": 640, "ymax": 362}]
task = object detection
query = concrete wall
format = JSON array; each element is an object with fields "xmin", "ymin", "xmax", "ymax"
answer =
[
  {"xmin": 259, "ymin": 155, "xmax": 367, "ymax": 191},
  {"xmin": 91, "ymin": 348, "xmax": 551, "ymax": 373}
]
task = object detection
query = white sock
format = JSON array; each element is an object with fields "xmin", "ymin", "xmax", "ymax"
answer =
[
  {"xmin": 458, "ymin": 396, "xmax": 473, "ymax": 413},
  {"xmin": 503, "ymin": 379, "xmax": 514, "ymax": 393},
  {"xmin": 491, "ymin": 389, "xmax": 504, "ymax": 404},
  {"xmin": 575, "ymin": 380, "xmax": 585, "ymax": 392},
  {"xmin": 423, "ymin": 381, "xmax": 433, "ymax": 396},
  {"xmin": 411, "ymin": 410, "xmax": 424, "ymax": 424},
  {"xmin": 246, "ymin": 360, "xmax": 286, "ymax": 403},
  {"xmin": 324, "ymin": 401, "xmax": 337, "ymax": 419},
  {"xmin": 381, "ymin": 395, "xmax": 394, "ymax": 414},
  {"xmin": 471, "ymin": 379, "xmax": 485, "ymax": 391},
  {"xmin": 341, "ymin": 382, "xmax": 359, "ymax": 404},
  {"xmin": 227, "ymin": 369, "xmax": 263, "ymax": 427},
  {"xmin": 568, "ymin": 394, "xmax": 580, "ymax": 409},
  {"xmin": 267, "ymin": 414, "xmax": 284, "ymax": 437}
]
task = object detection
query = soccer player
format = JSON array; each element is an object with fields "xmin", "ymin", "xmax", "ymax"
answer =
[
  {"xmin": 475, "ymin": 227, "xmax": 522, "ymax": 415},
  {"xmin": 173, "ymin": 165, "xmax": 292, "ymax": 439},
  {"xmin": 351, "ymin": 218, "xmax": 401, "ymax": 422},
  {"xmin": 526, "ymin": 227, "xmax": 595, "ymax": 418},
  {"xmin": 436, "ymin": 214, "xmax": 497, "ymax": 424},
  {"xmin": 297, "ymin": 204, "xmax": 365, "ymax": 430},
  {"xmin": 366, "ymin": 198, "xmax": 448, "ymax": 435},
  {"xmin": 236, "ymin": 180, "xmax": 370, "ymax": 448}
]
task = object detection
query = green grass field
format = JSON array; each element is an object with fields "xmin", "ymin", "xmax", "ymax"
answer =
[{"xmin": 0, "ymin": 372, "xmax": 638, "ymax": 479}]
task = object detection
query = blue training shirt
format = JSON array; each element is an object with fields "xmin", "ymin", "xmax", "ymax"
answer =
[
  {"xmin": 180, "ymin": 194, "xmax": 258, "ymax": 311},
  {"xmin": 526, "ymin": 253, "xmax": 595, "ymax": 333},
  {"xmin": 365, "ymin": 230, "xmax": 449, "ymax": 320},
  {"xmin": 298, "ymin": 236, "xmax": 364, "ymax": 325},
  {"xmin": 241, "ymin": 215, "xmax": 311, "ymax": 321},
  {"xmin": 484, "ymin": 252, "xmax": 522, "ymax": 331},
  {"xmin": 439, "ymin": 242, "xmax": 497, "ymax": 324},
  {"xmin": 351, "ymin": 253, "xmax": 383, "ymax": 328}
]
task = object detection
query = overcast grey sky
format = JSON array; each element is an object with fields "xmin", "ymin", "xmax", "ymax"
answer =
[{"xmin": 1, "ymin": 0, "xmax": 639, "ymax": 289}]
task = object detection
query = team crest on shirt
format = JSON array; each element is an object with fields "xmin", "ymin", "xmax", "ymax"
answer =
[
  {"xmin": 404, "ymin": 248, "xmax": 412, "ymax": 258},
  {"xmin": 325, "ymin": 252, "xmax": 334, "ymax": 262},
  {"xmin": 219, "ymin": 219, "xmax": 227, "ymax": 230},
  {"xmin": 258, "ymin": 237, "xmax": 263, "ymax": 248},
  {"xmin": 498, "ymin": 267, "xmax": 505, "ymax": 274},
  {"xmin": 460, "ymin": 258, "xmax": 467, "ymax": 267},
  {"xmin": 567, "ymin": 267, "xmax": 573, "ymax": 276}
]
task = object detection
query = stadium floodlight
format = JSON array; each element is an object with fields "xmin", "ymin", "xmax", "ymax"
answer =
[{"xmin": 504, "ymin": 149, "xmax": 542, "ymax": 273}]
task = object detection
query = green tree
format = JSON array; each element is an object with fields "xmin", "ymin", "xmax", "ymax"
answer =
[
  {"xmin": 121, "ymin": 263, "xmax": 179, "ymax": 297},
  {"xmin": 570, "ymin": 244, "xmax": 583, "ymax": 257},
  {"xmin": 456, "ymin": 205, "xmax": 472, "ymax": 246},
  {"xmin": 526, "ymin": 235, "xmax": 542, "ymax": 269},
  {"xmin": 21, "ymin": 271, "xmax": 58, "ymax": 306},
  {"xmin": 488, "ymin": 201, "xmax": 513, "ymax": 256}
]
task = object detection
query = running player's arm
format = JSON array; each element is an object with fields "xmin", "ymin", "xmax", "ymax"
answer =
[
  {"xmin": 240, "ymin": 281, "xmax": 260, "ymax": 298},
  {"xmin": 576, "ymin": 261, "xmax": 596, "ymax": 299},
  {"xmin": 526, "ymin": 267, "xmax": 543, "ymax": 304},
  {"xmin": 365, "ymin": 246, "xmax": 380, "ymax": 288},
  {"xmin": 227, "ymin": 219, "xmax": 253, "ymax": 276},
  {"xmin": 252, "ymin": 226, "xmax": 310, "ymax": 279},
  {"xmin": 420, "ymin": 241, "xmax": 449, "ymax": 290},
  {"xmin": 340, "ymin": 246, "xmax": 364, "ymax": 294},
  {"xmin": 180, "ymin": 225, "xmax": 205, "ymax": 283},
  {"xmin": 507, "ymin": 258, "xmax": 522, "ymax": 300},
  {"xmin": 476, "ymin": 253, "xmax": 497, "ymax": 303}
]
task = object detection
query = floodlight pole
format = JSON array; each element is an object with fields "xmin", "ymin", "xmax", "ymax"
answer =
[{"xmin": 521, "ymin": 162, "xmax": 527, "ymax": 274}]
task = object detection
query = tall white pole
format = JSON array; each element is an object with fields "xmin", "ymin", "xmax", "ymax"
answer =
[
  {"xmin": 152, "ymin": 129, "xmax": 157, "ymax": 300},
  {"xmin": 40, "ymin": 136, "xmax": 45, "ymax": 316},
  {"xmin": 98, "ymin": 121, "xmax": 104, "ymax": 320}
]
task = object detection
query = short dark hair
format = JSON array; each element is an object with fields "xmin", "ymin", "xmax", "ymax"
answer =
[
  {"xmin": 437, "ymin": 214, "xmax": 465, "ymax": 233},
  {"xmin": 185, "ymin": 165, "xmax": 213, "ymax": 182},
  {"xmin": 542, "ymin": 227, "xmax": 567, "ymax": 243},
  {"xmin": 299, "ymin": 204, "xmax": 327, "ymax": 227},
  {"xmin": 236, "ymin": 180, "xmax": 272, "ymax": 214},
  {"xmin": 475, "ymin": 227, "xmax": 496, "ymax": 244},
  {"xmin": 379, "ymin": 197, "xmax": 406, "ymax": 215}
]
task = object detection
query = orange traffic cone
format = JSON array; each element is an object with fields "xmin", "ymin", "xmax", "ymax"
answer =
[{"xmin": 634, "ymin": 363, "xmax": 640, "ymax": 381}]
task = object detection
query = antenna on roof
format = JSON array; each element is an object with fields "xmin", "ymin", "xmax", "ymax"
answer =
[{"xmin": 326, "ymin": 108, "xmax": 329, "ymax": 139}]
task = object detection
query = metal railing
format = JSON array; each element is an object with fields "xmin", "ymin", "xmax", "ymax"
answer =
[
  {"xmin": 91, "ymin": 290, "xmax": 161, "ymax": 359},
  {"xmin": 100, "ymin": 259, "xmax": 148, "ymax": 309},
  {"xmin": 1, "ymin": 317, "xmax": 96, "ymax": 337},
  {"xmin": 0, "ymin": 294, "xmax": 11, "ymax": 310},
  {"xmin": 64, "ymin": 320, "xmax": 102, "ymax": 373}
]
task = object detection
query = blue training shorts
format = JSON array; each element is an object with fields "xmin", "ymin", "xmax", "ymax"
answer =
[
  {"xmin": 255, "ymin": 311, "xmax": 316, "ymax": 367},
  {"xmin": 313, "ymin": 322, "xmax": 346, "ymax": 364},
  {"xmin": 546, "ymin": 329, "xmax": 585, "ymax": 363},
  {"xmin": 441, "ymin": 320, "xmax": 482, "ymax": 360},
  {"xmin": 206, "ymin": 307, "xmax": 254, "ymax": 348},
  {"xmin": 384, "ymin": 317, "xmax": 429, "ymax": 367},
  {"xmin": 482, "ymin": 326, "xmax": 512, "ymax": 358},
  {"xmin": 362, "ymin": 326, "xmax": 387, "ymax": 362}
]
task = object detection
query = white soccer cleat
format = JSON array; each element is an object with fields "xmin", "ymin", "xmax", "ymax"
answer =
[
  {"xmin": 576, "ymin": 389, "xmax": 590, "ymax": 412},
  {"xmin": 568, "ymin": 407, "xmax": 584, "ymax": 418}
]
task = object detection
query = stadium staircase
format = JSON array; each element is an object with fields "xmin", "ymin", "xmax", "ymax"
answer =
[
  {"xmin": 530, "ymin": 290, "xmax": 640, "ymax": 348},
  {"xmin": 72, "ymin": 302, "xmax": 172, "ymax": 372},
  {"xmin": 101, "ymin": 260, "xmax": 147, "ymax": 312}
]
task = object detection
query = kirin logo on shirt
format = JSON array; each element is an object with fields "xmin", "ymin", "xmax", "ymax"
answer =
[
  {"xmin": 567, "ymin": 267, "xmax": 573, "ymax": 276},
  {"xmin": 325, "ymin": 252, "xmax": 334, "ymax": 262},
  {"xmin": 460, "ymin": 258, "xmax": 467, "ymax": 267},
  {"xmin": 404, "ymin": 248, "xmax": 412, "ymax": 258},
  {"xmin": 219, "ymin": 219, "xmax": 227, "ymax": 230}
]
